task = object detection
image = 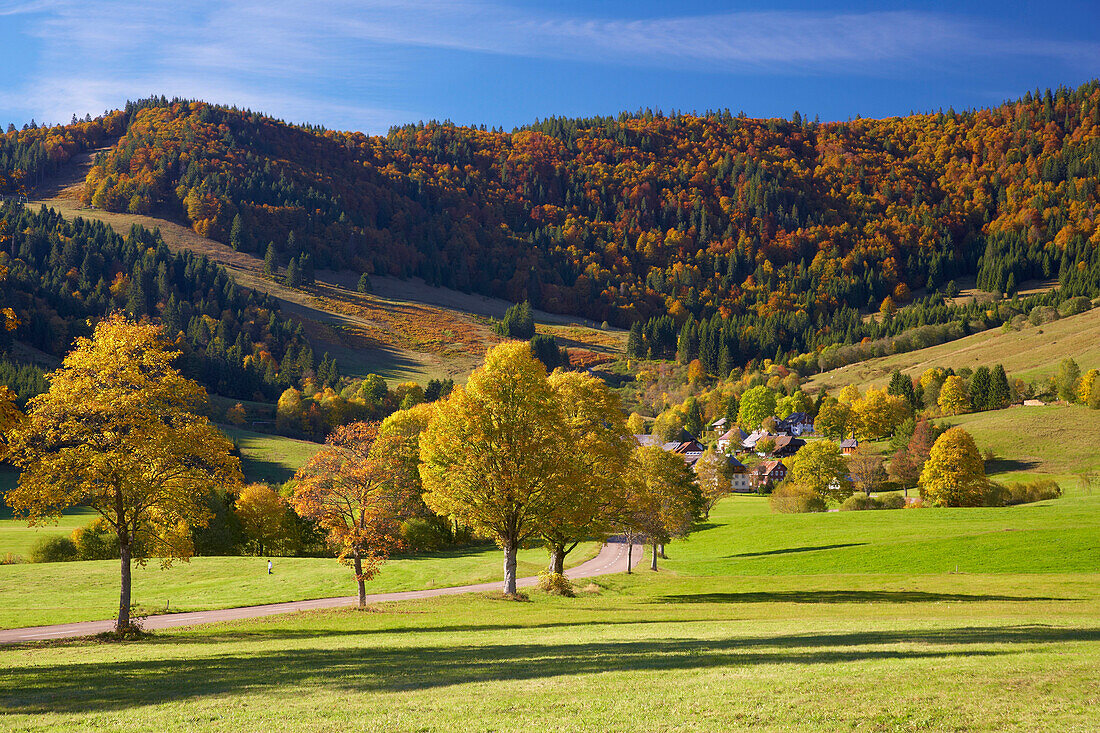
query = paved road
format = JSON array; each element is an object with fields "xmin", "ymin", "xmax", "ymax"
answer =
[{"xmin": 0, "ymin": 541, "xmax": 646, "ymax": 645}]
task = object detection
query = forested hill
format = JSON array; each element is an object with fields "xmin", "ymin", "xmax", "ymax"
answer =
[{"xmin": 3, "ymin": 83, "xmax": 1100, "ymax": 365}]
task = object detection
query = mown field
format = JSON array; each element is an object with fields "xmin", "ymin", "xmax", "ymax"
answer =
[
  {"xmin": 807, "ymin": 305, "xmax": 1100, "ymax": 392},
  {"xmin": 0, "ymin": 543, "xmax": 600, "ymax": 630},
  {"xmin": 2, "ymin": 490, "xmax": 1098, "ymax": 731}
]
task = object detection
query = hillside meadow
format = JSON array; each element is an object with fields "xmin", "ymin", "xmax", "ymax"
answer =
[
  {"xmin": 807, "ymin": 305, "xmax": 1100, "ymax": 393},
  {"xmin": 2, "ymin": 491, "xmax": 1099, "ymax": 731}
]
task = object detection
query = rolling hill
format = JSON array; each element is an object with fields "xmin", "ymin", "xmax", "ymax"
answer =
[{"xmin": 807, "ymin": 303, "xmax": 1100, "ymax": 393}]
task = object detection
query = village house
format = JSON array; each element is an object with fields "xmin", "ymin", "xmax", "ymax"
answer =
[
  {"xmin": 634, "ymin": 429, "xmax": 706, "ymax": 466},
  {"xmin": 740, "ymin": 429, "xmax": 771, "ymax": 452},
  {"xmin": 716, "ymin": 426, "xmax": 748, "ymax": 452},
  {"xmin": 770, "ymin": 435, "xmax": 806, "ymax": 457},
  {"xmin": 709, "ymin": 417, "xmax": 728, "ymax": 433},
  {"xmin": 841, "ymin": 438, "xmax": 859, "ymax": 455},
  {"xmin": 726, "ymin": 455, "xmax": 751, "ymax": 492},
  {"xmin": 777, "ymin": 412, "xmax": 814, "ymax": 436},
  {"xmin": 750, "ymin": 459, "xmax": 787, "ymax": 490}
]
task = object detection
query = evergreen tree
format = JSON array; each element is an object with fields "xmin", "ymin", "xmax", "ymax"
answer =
[
  {"xmin": 969, "ymin": 366, "xmax": 992, "ymax": 411},
  {"xmin": 627, "ymin": 322, "xmax": 645, "ymax": 358},
  {"xmin": 263, "ymin": 242, "xmax": 277, "ymax": 277},
  {"xmin": 887, "ymin": 369, "xmax": 917, "ymax": 410},
  {"xmin": 989, "ymin": 364, "xmax": 1011, "ymax": 409},
  {"xmin": 286, "ymin": 257, "xmax": 302, "ymax": 288},
  {"xmin": 229, "ymin": 214, "xmax": 244, "ymax": 251},
  {"xmin": 357, "ymin": 273, "xmax": 371, "ymax": 293}
]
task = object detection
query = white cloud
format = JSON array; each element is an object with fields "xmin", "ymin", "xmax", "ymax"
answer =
[{"xmin": 0, "ymin": 1, "xmax": 1095, "ymax": 129}]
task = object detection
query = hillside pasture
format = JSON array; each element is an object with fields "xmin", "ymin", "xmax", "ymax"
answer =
[
  {"xmin": 3, "ymin": 493, "xmax": 1099, "ymax": 731},
  {"xmin": 807, "ymin": 305, "xmax": 1100, "ymax": 393}
]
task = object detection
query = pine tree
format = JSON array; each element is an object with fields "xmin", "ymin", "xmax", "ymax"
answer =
[
  {"xmin": 887, "ymin": 369, "xmax": 917, "ymax": 409},
  {"xmin": 990, "ymin": 364, "xmax": 1011, "ymax": 409},
  {"xmin": 263, "ymin": 242, "xmax": 277, "ymax": 277},
  {"xmin": 229, "ymin": 214, "xmax": 244, "ymax": 251},
  {"xmin": 969, "ymin": 366, "xmax": 991, "ymax": 411},
  {"xmin": 286, "ymin": 257, "xmax": 302, "ymax": 288},
  {"xmin": 357, "ymin": 273, "xmax": 371, "ymax": 293},
  {"xmin": 627, "ymin": 322, "xmax": 645, "ymax": 358}
]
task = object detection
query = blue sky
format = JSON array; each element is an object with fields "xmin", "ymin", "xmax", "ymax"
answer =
[{"xmin": 1, "ymin": 0, "xmax": 1097, "ymax": 134}]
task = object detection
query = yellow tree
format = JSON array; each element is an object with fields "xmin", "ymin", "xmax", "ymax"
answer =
[
  {"xmin": 235, "ymin": 483, "xmax": 288, "ymax": 556},
  {"xmin": 938, "ymin": 375, "xmax": 970, "ymax": 415},
  {"xmin": 784, "ymin": 439, "xmax": 854, "ymax": 504},
  {"xmin": 814, "ymin": 398, "xmax": 852, "ymax": 439},
  {"xmin": 541, "ymin": 370, "xmax": 634, "ymax": 574},
  {"xmin": 919, "ymin": 427, "xmax": 990, "ymax": 507},
  {"xmin": 5, "ymin": 314, "xmax": 241, "ymax": 632},
  {"xmin": 419, "ymin": 341, "xmax": 574, "ymax": 595},
  {"xmin": 694, "ymin": 446, "xmax": 733, "ymax": 517},
  {"xmin": 622, "ymin": 446, "xmax": 703, "ymax": 571},
  {"xmin": 291, "ymin": 421, "xmax": 417, "ymax": 607},
  {"xmin": 852, "ymin": 387, "xmax": 911, "ymax": 440}
]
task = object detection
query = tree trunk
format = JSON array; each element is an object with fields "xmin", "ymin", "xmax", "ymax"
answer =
[
  {"xmin": 651, "ymin": 543, "xmax": 658, "ymax": 571},
  {"xmin": 626, "ymin": 542, "xmax": 633, "ymax": 574},
  {"xmin": 353, "ymin": 553, "xmax": 366, "ymax": 608},
  {"xmin": 659, "ymin": 543, "xmax": 666, "ymax": 559},
  {"xmin": 117, "ymin": 541, "xmax": 132, "ymax": 632},
  {"xmin": 503, "ymin": 538, "xmax": 519, "ymax": 595},
  {"xmin": 548, "ymin": 544, "xmax": 566, "ymax": 575}
]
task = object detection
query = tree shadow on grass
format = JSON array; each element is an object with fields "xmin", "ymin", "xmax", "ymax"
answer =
[
  {"xmin": 726, "ymin": 543, "xmax": 867, "ymax": 558},
  {"xmin": 986, "ymin": 457, "xmax": 1042, "ymax": 473},
  {"xmin": 658, "ymin": 591, "xmax": 1073, "ymax": 604},
  {"xmin": 5, "ymin": 625, "xmax": 1098, "ymax": 714}
]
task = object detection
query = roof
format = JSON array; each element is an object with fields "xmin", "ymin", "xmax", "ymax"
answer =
[
  {"xmin": 710, "ymin": 417, "xmax": 728, "ymax": 428},
  {"xmin": 752, "ymin": 459, "xmax": 786, "ymax": 475},
  {"xmin": 784, "ymin": 412, "xmax": 812, "ymax": 424},
  {"xmin": 718, "ymin": 427, "xmax": 748, "ymax": 442},
  {"xmin": 840, "ymin": 438, "xmax": 859, "ymax": 448},
  {"xmin": 634, "ymin": 435, "xmax": 662, "ymax": 448}
]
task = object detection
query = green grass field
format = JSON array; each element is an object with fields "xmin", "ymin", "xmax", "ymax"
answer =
[
  {"xmin": 0, "ymin": 543, "xmax": 599, "ymax": 629},
  {"xmin": 219, "ymin": 425, "xmax": 324, "ymax": 484},
  {"xmin": 807, "ymin": 305, "xmax": 1100, "ymax": 392},
  {"xmin": 2, "ymin": 492, "xmax": 1099, "ymax": 731}
]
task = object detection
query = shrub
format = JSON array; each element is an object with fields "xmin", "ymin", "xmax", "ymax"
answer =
[
  {"xmin": 400, "ymin": 517, "xmax": 450, "ymax": 553},
  {"xmin": 1002, "ymin": 479, "xmax": 1063, "ymax": 506},
  {"xmin": 840, "ymin": 494, "xmax": 878, "ymax": 511},
  {"xmin": 1057, "ymin": 296, "xmax": 1091, "ymax": 318},
  {"xmin": 768, "ymin": 484, "xmax": 827, "ymax": 513},
  {"xmin": 0, "ymin": 552, "xmax": 25, "ymax": 565},
  {"xmin": 537, "ymin": 571, "xmax": 575, "ymax": 597},
  {"xmin": 30, "ymin": 535, "xmax": 79, "ymax": 563},
  {"xmin": 878, "ymin": 493, "xmax": 907, "ymax": 510},
  {"xmin": 72, "ymin": 518, "xmax": 120, "ymax": 560}
]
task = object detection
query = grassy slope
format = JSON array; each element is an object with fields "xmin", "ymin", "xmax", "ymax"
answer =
[
  {"xmin": 807, "ymin": 305, "xmax": 1100, "ymax": 393},
  {"xmin": 2, "ymin": 496, "xmax": 1099, "ymax": 731},
  {"xmin": 220, "ymin": 425, "xmax": 323, "ymax": 485}
]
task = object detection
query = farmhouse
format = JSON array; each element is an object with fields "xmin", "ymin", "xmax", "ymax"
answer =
[
  {"xmin": 709, "ymin": 417, "xmax": 728, "ymax": 432},
  {"xmin": 634, "ymin": 429, "xmax": 706, "ymax": 466},
  {"xmin": 750, "ymin": 459, "xmax": 787, "ymax": 489},
  {"xmin": 770, "ymin": 435, "xmax": 806, "ymax": 457},
  {"xmin": 726, "ymin": 455, "xmax": 751, "ymax": 492},
  {"xmin": 777, "ymin": 412, "xmax": 814, "ymax": 436},
  {"xmin": 741, "ymin": 429, "xmax": 772, "ymax": 451},
  {"xmin": 716, "ymin": 426, "xmax": 748, "ymax": 451}
]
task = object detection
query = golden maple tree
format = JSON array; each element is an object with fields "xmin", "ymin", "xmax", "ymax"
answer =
[
  {"xmin": 4, "ymin": 314, "xmax": 242, "ymax": 632},
  {"xmin": 235, "ymin": 483, "xmax": 289, "ymax": 556},
  {"xmin": 919, "ymin": 427, "xmax": 990, "ymax": 507},
  {"xmin": 540, "ymin": 370, "xmax": 634, "ymax": 575},
  {"xmin": 419, "ymin": 341, "xmax": 575, "ymax": 595}
]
